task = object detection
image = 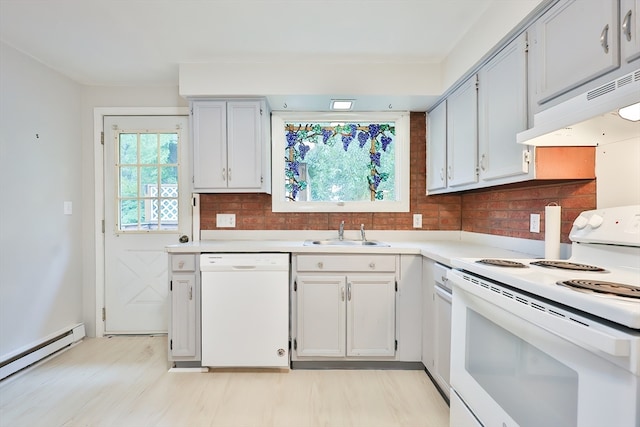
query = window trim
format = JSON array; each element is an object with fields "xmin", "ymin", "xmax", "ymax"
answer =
[{"xmin": 271, "ymin": 111, "xmax": 410, "ymax": 213}]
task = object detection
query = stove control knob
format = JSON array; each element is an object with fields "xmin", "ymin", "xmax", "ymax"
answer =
[
  {"xmin": 573, "ymin": 215, "xmax": 589, "ymax": 229},
  {"xmin": 588, "ymin": 214, "xmax": 604, "ymax": 228}
]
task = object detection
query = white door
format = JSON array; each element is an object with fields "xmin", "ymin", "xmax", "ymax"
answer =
[{"xmin": 104, "ymin": 116, "xmax": 191, "ymax": 334}]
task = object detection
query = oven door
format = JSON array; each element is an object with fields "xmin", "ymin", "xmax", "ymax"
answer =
[{"xmin": 449, "ymin": 270, "xmax": 639, "ymax": 427}]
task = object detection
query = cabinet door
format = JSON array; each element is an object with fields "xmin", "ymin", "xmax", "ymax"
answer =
[
  {"xmin": 421, "ymin": 259, "xmax": 435, "ymax": 370},
  {"xmin": 192, "ymin": 101, "xmax": 227, "ymax": 189},
  {"xmin": 227, "ymin": 101, "xmax": 264, "ymax": 190},
  {"xmin": 296, "ymin": 275, "xmax": 346, "ymax": 357},
  {"xmin": 433, "ymin": 285, "xmax": 452, "ymax": 398},
  {"xmin": 170, "ymin": 273, "xmax": 197, "ymax": 358},
  {"xmin": 346, "ymin": 274, "xmax": 396, "ymax": 357},
  {"xmin": 447, "ymin": 76, "xmax": 478, "ymax": 188},
  {"xmin": 621, "ymin": 0, "xmax": 640, "ymax": 63},
  {"xmin": 426, "ymin": 101, "xmax": 448, "ymax": 192},
  {"xmin": 534, "ymin": 0, "xmax": 619, "ymax": 104},
  {"xmin": 478, "ymin": 33, "xmax": 529, "ymax": 182}
]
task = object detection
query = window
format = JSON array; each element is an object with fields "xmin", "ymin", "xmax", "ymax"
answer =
[
  {"xmin": 116, "ymin": 131, "xmax": 179, "ymax": 231},
  {"xmin": 272, "ymin": 112, "xmax": 409, "ymax": 212}
]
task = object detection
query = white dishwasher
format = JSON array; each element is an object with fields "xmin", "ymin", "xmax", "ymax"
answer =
[{"xmin": 200, "ymin": 253, "xmax": 290, "ymax": 368}]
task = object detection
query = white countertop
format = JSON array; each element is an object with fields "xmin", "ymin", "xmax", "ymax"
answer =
[{"xmin": 167, "ymin": 231, "xmax": 545, "ymax": 267}]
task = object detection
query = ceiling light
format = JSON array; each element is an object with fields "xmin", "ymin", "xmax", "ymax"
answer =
[
  {"xmin": 330, "ymin": 100, "xmax": 353, "ymax": 110},
  {"xmin": 618, "ymin": 102, "xmax": 640, "ymax": 121}
]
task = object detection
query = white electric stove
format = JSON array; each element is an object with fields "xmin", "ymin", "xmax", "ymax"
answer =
[
  {"xmin": 452, "ymin": 205, "xmax": 640, "ymax": 329},
  {"xmin": 447, "ymin": 205, "xmax": 640, "ymax": 427}
]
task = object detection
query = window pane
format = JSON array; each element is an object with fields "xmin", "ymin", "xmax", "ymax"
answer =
[
  {"xmin": 159, "ymin": 133, "xmax": 178, "ymax": 165},
  {"xmin": 140, "ymin": 166, "xmax": 158, "ymax": 196},
  {"xmin": 119, "ymin": 134, "xmax": 137, "ymax": 164},
  {"xmin": 159, "ymin": 198, "xmax": 179, "ymax": 230},
  {"xmin": 119, "ymin": 167, "xmax": 138, "ymax": 197},
  {"xmin": 140, "ymin": 133, "xmax": 158, "ymax": 164},
  {"xmin": 160, "ymin": 166, "xmax": 178, "ymax": 186},
  {"xmin": 284, "ymin": 122, "xmax": 396, "ymax": 203},
  {"xmin": 119, "ymin": 199, "xmax": 139, "ymax": 230}
]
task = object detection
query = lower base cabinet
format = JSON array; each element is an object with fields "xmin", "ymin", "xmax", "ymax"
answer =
[
  {"xmin": 423, "ymin": 259, "xmax": 452, "ymax": 398},
  {"xmin": 292, "ymin": 255, "xmax": 397, "ymax": 361},
  {"xmin": 168, "ymin": 254, "xmax": 201, "ymax": 363}
]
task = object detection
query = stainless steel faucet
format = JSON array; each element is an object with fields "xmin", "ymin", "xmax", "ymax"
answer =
[
  {"xmin": 339, "ymin": 220, "xmax": 345, "ymax": 241},
  {"xmin": 360, "ymin": 224, "xmax": 366, "ymax": 241}
]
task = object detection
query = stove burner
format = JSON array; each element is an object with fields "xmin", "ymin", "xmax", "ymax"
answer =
[
  {"xmin": 531, "ymin": 260, "xmax": 606, "ymax": 272},
  {"xmin": 557, "ymin": 279, "xmax": 640, "ymax": 299},
  {"xmin": 476, "ymin": 259, "xmax": 528, "ymax": 268}
]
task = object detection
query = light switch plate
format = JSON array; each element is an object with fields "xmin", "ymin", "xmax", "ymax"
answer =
[
  {"xmin": 216, "ymin": 213, "xmax": 236, "ymax": 228},
  {"xmin": 413, "ymin": 213, "xmax": 422, "ymax": 228},
  {"xmin": 530, "ymin": 213, "xmax": 540, "ymax": 233}
]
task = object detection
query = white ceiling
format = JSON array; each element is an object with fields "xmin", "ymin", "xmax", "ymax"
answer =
[{"xmin": 0, "ymin": 0, "xmax": 543, "ymax": 110}]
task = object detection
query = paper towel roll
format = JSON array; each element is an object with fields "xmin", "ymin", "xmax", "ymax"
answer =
[{"xmin": 545, "ymin": 205, "xmax": 561, "ymax": 259}]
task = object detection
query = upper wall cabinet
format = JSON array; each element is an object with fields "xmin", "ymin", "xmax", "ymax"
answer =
[
  {"xmin": 446, "ymin": 76, "xmax": 479, "ymax": 189},
  {"xmin": 426, "ymin": 101, "xmax": 447, "ymax": 193},
  {"xmin": 532, "ymin": 0, "xmax": 620, "ymax": 106},
  {"xmin": 190, "ymin": 99, "xmax": 271, "ymax": 193},
  {"xmin": 427, "ymin": 33, "xmax": 530, "ymax": 194},
  {"xmin": 478, "ymin": 32, "xmax": 530, "ymax": 183},
  {"xmin": 621, "ymin": 0, "xmax": 640, "ymax": 63}
]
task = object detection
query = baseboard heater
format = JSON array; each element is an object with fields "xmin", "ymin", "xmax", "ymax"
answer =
[{"xmin": 0, "ymin": 323, "xmax": 85, "ymax": 380}]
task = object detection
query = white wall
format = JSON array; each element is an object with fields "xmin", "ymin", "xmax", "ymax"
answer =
[
  {"xmin": 80, "ymin": 86, "xmax": 187, "ymax": 336},
  {"xmin": 0, "ymin": 42, "xmax": 83, "ymax": 359}
]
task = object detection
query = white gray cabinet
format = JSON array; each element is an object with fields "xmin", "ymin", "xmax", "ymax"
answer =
[
  {"xmin": 478, "ymin": 32, "xmax": 530, "ymax": 183},
  {"xmin": 532, "ymin": 0, "xmax": 619, "ymax": 105},
  {"xmin": 293, "ymin": 255, "xmax": 397, "ymax": 360},
  {"xmin": 422, "ymin": 260, "xmax": 452, "ymax": 399},
  {"xmin": 426, "ymin": 101, "xmax": 447, "ymax": 193},
  {"xmin": 427, "ymin": 34, "xmax": 530, "ymax": 194},
  {"xmin": 621, "ymin": 0, "xmax": 640, "ymax": 63},
  {"xmin": 168, "ymin": 254, "xmax": 200, "ymax": 362},
  {"xmin": 191, "ymin": 99, "xmax": 270, "ymax": 193},
  {"xmin": 446, "ymin": 75, "xmax": 479, "ymax": 189},
  {"xmin": 432, "ymin": 266, "xmax": 452, "ymax": 399}
]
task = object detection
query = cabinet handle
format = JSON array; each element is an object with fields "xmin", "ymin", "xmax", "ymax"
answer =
[
  {"xmin": 222, "ymin": 168, "xmax": 226, "ymax": 181},
  {"xmin": 600, "ymin": 24, "xmax": 610, "ymax": 53},
  {"xmin": 178, "ymin": 260, "xmax": 185, "ymax": 269},
  {"xmin": 369, "ymin": 262, "xmax": 376, "ymax": 269},
  {"xmin": 480, "ymin": 154, "xmax": 486, "ymax": 171},
  {"xmin": 347, "ymin": 282, "xmax": 352, "ymax": 301},
  {"xmin": 317, "ymin": 262, "xmax": 324, "ymax": 269},
  {"xmin": 442, "ymin": 275, "xmax": 448, "ymax": 283},
  {"xmin": 447, "ymin": 165, "xmax": 452, "ymax": 180},
  {"xmin": 341, "ymin": 286, "xmax": 345, "ymax": 301},
  {"xmin": 623, "ymin": 10, "xmax": 633, "ymax": 42},
  {"xmin": 188, "ymin": 286, "xmax": 193, "ymax": 301},
  {"xmin": 228, "ymin": 168, "xmax": 232, "ymax": 181},
  {"xmin": 439, "ymin": 167, "xmax": 444, "ymax": 181}
]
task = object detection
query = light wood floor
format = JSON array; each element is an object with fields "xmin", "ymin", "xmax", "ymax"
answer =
[{"xmin": 0, "ymin": 336, "xmax": 449, "ymax": 427}]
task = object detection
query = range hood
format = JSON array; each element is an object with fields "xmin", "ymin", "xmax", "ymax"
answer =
[{"xmin": 517, "ymin": 70, "xmax": 640, "ymax": 146}]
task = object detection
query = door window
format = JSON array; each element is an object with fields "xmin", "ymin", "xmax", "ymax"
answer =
[{"xmin": 116, "ymin": 131, "xmax": 179, "ymax": 232}]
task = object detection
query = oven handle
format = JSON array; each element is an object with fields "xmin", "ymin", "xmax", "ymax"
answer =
[{"xmin": 449, "ymin": 272, "xmax": 631, "ymax": 357}]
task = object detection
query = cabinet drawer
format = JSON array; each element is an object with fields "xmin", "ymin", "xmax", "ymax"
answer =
[
  {"xmin": 433, "ymin": 263, "xmax": 451, "ymax": 288},
  {"xmin": 296, "ymin": 255, "xmax": 396, "ymax": 272},
  {"xmin": 171, "ymin": 254, "xmax": 196, "ymax": 272}
]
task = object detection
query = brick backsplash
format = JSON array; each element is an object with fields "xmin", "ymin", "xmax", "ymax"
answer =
[{"xmin": 200, "ymin": 112, "xmax": 596, "ymax": 242}]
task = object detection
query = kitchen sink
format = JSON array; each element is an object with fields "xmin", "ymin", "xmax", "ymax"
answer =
[{"xmin": 303, "ymin": 239, "xmax": 390, "ymax": 247}]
